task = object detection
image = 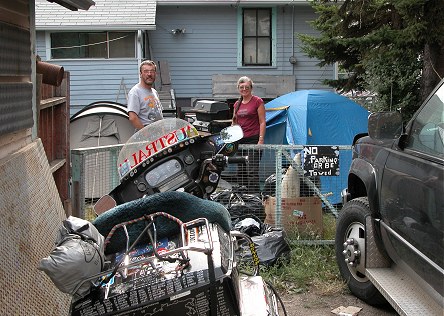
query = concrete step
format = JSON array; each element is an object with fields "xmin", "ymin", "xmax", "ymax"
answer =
[{"xmin": 366, "ymin": 265, "xmax": 443, "ymax": 316}]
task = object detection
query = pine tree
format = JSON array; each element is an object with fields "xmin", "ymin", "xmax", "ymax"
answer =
[{"xmin": 299, "ymin": 0, "xmax": 444, "ymax": 118}]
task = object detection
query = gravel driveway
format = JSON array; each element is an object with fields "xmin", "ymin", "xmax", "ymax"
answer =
[{"xmin": 278, "ymin": 291, "xmax": 398, "ymax": 316}]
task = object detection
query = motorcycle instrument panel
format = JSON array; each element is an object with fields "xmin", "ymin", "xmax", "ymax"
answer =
[{"xmin": 144, "ymin": 159, "xmax": 182, "ymax": 187}]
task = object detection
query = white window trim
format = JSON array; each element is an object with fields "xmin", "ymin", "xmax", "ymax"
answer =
[
  {"xmin": 45, "ymin": 32, "xmax": 51, "ymax": 61},
  {"xmin": 237, "ymin": 6, "xmax": 277, "ymax": 68}
]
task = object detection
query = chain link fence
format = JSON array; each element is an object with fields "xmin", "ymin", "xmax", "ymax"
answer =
[
  {"xmin": 71, "ymin": 144, "xmax": 123, "ymax": 219},
  {"xmin": 71, "ymin": 144, "xmax": 352, "ymax": 233}
]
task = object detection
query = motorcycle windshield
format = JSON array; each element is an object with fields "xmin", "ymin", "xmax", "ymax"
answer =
[{"xmin": 117, "ymin": 118, "xmax": 199, "ymax": 178}]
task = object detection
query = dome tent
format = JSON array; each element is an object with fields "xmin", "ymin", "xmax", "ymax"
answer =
[
  {"xmin": 264, "ymin": 90, "xmax": 370, "ymax": 204},
  {"xmin": 70, "ymin": 101, "xmax": 135, "ymax": 199},
  {"xmin": 70, "ymin": 101, "xmax": 134, "ymax": 149}
]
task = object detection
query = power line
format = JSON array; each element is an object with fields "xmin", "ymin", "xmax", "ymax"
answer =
[{"xmin": 51, "ymin": 35, "xmax": 129, "ymax": 50}]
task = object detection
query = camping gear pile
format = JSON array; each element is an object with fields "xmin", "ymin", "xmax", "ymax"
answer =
[
  {"xmin": 41, "ymin": 119, "xmax": 285, "ymax": 316},
  {"xmin": 211, "ymin": 187, "xmax": 291, "ymax": 268},
  {"xmin": 38, "ymin": 216, "xmax": 104, "ymax": 299}
]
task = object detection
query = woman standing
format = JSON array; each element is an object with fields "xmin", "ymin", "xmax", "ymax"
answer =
[{"xmin": 232, "ymin": 76, "xmax": 266, "ymax": 193}]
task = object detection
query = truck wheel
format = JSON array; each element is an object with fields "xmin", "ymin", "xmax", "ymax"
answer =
[{"xmin": 335, "ymin": 197, "xmax": 386, "ymax": 305}]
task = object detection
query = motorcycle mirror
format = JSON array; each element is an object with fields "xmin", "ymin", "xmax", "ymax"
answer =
[
  {"xmin": 94, "ymin": 194, "xmax": 117, "ymax": 216},
  {"xmin": 220, "ymin": 124, "xmax": 243, "ymax": 143}
]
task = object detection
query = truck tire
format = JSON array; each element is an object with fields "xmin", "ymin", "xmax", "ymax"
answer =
[{"xmin": 335, "ymin": 197, "xmax": 387, "ymax": 305}]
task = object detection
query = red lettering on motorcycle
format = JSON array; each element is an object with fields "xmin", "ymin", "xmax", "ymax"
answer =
[
  {"xmin": 166, "ymin": 132, "xmax": 176, "ymax": 145},
  {"xmin": 131, "ymin": 153, "xmax": 138, "ymax": 168},
  {"xmin": 119, "ymin": 125, "xmax": 199, "ymax": 176},
  {"xmin": 157, "ymin": 135, "xmax": 168, "ymax": 148},
  {"xmin": 145, "ymin": 141, "xmax": 158, "ymax": 156},
  {"xmin": 138, "ymin": 149, "xmax": 150, "ymax": 166}
]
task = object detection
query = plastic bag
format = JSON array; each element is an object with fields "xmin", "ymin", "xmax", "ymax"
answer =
[
  {"xmin": 233, "ymin": 215, "xmax": 264, "ymax": 237},
  {"xmin": 38, "ymin": 216, "xmax": 105, "ymax": 299},
  {"xmin": 251, "ymin": 229, "xmax": 291, "ymax": 266},
  {"xmin": 212, "ymin": 189, "xmax": 266, "ymax": 221},
  {"xmin": 233, "ymin": 215, "xmax": 291, "ymax": 267}
]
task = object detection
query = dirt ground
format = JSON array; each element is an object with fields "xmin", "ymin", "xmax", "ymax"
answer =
[{"xmin": 278, "ymin": 290, "xmax": 398, "ymax": 316}]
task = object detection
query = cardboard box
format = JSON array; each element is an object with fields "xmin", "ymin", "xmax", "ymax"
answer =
[{"xmin": 264, "ymin": 196, "xmax": 323, "ymax": 235}]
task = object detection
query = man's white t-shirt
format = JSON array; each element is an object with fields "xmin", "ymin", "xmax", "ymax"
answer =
[{"xmin": 127, "ymin": 84, "xmax": 163, "ymax": 127}]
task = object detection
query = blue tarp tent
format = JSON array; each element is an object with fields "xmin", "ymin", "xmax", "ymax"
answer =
[{"xmin": 264, "ymin": 90, "xmax": 370, "ymax": 204}]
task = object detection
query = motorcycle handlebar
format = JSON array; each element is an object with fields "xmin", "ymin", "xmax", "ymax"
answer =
[{"xmin": 227, "ymin": 156, "xmax": 248, "ymax": 164}]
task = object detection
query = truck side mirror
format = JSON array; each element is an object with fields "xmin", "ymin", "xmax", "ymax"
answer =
[{"xmin": 368, "ymin": 112, "xmax": 403, "ymax": 140}]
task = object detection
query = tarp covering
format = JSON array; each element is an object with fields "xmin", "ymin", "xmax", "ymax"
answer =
[
  {"xmin": 81, "ymin": 116, "xmax": 121, "ymax": 142},
  {"xmin": 265, "ymin": 90, "xmax": 369, "ymax": 145},
  {"xmin": 264, "ymin": 90, "xmax": 370, "ymax": 204}
]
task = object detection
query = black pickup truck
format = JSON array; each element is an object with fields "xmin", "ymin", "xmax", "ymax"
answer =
[{"xmin": 335, "ymin": 79, "xmax": 444, "ymax": 315}]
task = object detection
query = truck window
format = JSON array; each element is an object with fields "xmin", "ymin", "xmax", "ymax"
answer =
[{"xmin": 406, "ymin": 86, "xmax": 444, "ymax": 157}]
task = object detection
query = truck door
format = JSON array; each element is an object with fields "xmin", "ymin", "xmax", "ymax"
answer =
[{"xmin": 380, "ymin": 83, "xmax": 444, "ymax": 296}]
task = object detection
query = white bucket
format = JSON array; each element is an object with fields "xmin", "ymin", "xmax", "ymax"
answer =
[{"xmin": 281, "ymin": 153, "xmax": 301, "ymax": 198}]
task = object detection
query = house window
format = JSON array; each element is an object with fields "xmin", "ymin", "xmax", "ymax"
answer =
[
  {"xmin": 50, "ymin": 32, "xmax": 135, "ymax": 59},
  {"xmin": 242, "ymin": 8, "xmax": 272, "ymax": 66}
]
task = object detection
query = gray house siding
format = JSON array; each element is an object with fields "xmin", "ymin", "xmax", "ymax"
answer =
[
  {"xmin": 150, "ymin": 6, "xmax": 238, "ymax": 100},
  {"xmin": 61, "ymin": 60, "xmax": 138, "ymax": 110},
  {"xmin": 35, "ymin": 0, "xmax": 157, "ymax": 115},
  {"xmin": 36, "ymin": 31, "xmax": 47, "ymax": 60},
  {"xmin": 35, "ymin": 2, "xmax": 334, "ymax": 113},
  {"xmin": 36, "ymin": 30, "xmax": 139, "ymax": 113},
  {"xmin": 276, "ymin": 5, "xmax": 332, "ymax": 87},
  {"xmin": 150, "ymin": 4, "xmax": 333, "ymax": 104},
  {"xmin": 150, "ymin": 6, "xmax": 237, "ymax": 98}
]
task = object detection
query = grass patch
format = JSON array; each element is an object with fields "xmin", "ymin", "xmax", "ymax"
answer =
[
  {"xmin": 260, "ymin": 212, "xmax": 346, "ymax": 295},
  {"xmin": 260, "ymin": 243, "xmax": 344, "ymax": 295},
  {"xmin": 322, "ymin": 212, "xmax": 337, "ymax": 240},
  {"xmin": 84, "ymin": 204, "xmax": 96, "ymax": 222}
]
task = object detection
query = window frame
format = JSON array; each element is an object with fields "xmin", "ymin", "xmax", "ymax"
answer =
[
  {"xmin": 49, "ymin": 31, "xmax": 136, "ymax": 60},
  {"xmin": 406, "ymin": 84, "xmax": 444, "ymax": 158},
  {"xmin": 237, "ymin": 7, "xmax": 276, "ymax": 68}
]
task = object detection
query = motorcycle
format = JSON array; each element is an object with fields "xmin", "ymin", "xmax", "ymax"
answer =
[{"xmin": 45, "ymin": 118, "xmax": 286, "ymax": 316}]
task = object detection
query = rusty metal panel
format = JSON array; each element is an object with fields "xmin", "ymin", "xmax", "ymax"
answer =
[
  {"xmin": 0, "ymin": 21, "xmax": 31, "ymax": 76},
  {"xmin": 0, "ymin": 82, "xmax": 33, "ymax": 135},
  {"xmin": 0, "ymin": 139, "xmax": 71, "ymax": 315}
]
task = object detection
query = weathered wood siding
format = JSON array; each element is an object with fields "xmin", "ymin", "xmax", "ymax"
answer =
[
  {"xmin": 212, "ymin": 74, "xmax": 295, "ymax": 99},
  {"xmin": 0, "ymin": 2, "xmax": 72, "ymax": 315},
  {"xmin": 0, "ymin": 0, "xmax": 33, "ymax": 160}
]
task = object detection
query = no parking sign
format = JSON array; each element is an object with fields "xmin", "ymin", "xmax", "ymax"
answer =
[{"xmin": 303, "ymin": 146, "xmax": 340, "ymax": 176}]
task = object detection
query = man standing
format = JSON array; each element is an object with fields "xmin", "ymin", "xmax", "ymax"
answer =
[{"xmin": 128, "ymin": 60, "xmax": 163, "ymax": 130}]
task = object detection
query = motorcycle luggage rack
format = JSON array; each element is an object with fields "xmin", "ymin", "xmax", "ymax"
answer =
[{"xmin": 72, "ymin": 212, "xmax": 232, "ymax": 296}]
